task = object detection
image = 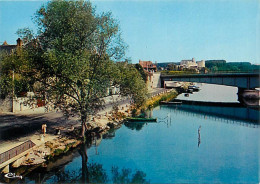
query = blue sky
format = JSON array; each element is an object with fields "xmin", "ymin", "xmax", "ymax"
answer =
[{"xmin": 0, "ymin": 0, "xmax": 259, "ymax": 64}]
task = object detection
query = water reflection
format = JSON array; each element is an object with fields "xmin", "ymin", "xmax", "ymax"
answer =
[
  {"xmin": 18, "ymin": 143, "xmax": 149, "ymax": 184},
  {"xmin": 102, "ymin": 129, "xmax": 116, "ymax": 139},
  {"xmin": 198, "ymin": 126, "xmax": 201, "ymax": 148},
  {"xmin": 124, "ymin": 102, "xmax": 259, "ymax": 132},
  {"xmin": 162, "ymin": 101, "xmax": 259, "ymax": 127},
  {"xmin": 111, "ymin": 166, "xmax": 149, "ymax": 184},
  {"xmin": 51, "ymin": 169, "xmax": 81, "ymax": 183},
  {"xmin": 157, "ymin": 113, "xmax": 172, "ymax": 128},
  {"xmin": 125, "ymin": 101, "xmax": 259, "ymax": 132},
  {"xmin": 50, "ymin": 144, "xmax": 149, "ymax": 183},
  {"xmin": 124, "ymin": 121, "xmax": 146, "ymax": 131}
]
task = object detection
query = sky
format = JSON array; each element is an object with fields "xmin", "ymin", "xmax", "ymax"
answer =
[{"xmin": 0, "ymin": 0, "xmax": 259, "ymax": 64}]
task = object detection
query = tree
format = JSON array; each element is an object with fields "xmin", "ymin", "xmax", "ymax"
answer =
[
  {"xmin": 8, "ymin": 0, "xmax": 147, "ymax": 138},
  {"xmin": 115, "ymin": 62, "xmax": 147, "ymax": 108},
  {"xmin": 135, "ymin": 63, "xmax": 148, "ymax": 83},
  {"xmin": 0, "ymin": 48, "xmax": 32, "ymax": 99},
  {"xmin": 16, "ymin": 28, "xmax": 35, "ymax": 45}
]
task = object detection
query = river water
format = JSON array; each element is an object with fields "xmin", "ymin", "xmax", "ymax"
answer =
[
  {"xmin": 176, "ymin": 83, "xmax": 239, "ymax": 102},
  {"xmin": 11, "ymin": 84, "xmax": 260, "ymax": 183}
]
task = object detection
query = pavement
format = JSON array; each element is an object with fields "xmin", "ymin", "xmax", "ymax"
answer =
[{"xmin": 0, "ymin": 111, "xmax": 69, "ymax": 141}]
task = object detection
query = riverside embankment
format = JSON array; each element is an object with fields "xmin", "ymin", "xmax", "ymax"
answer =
[{"xmin": 0, "ymin": 88, "xmax": 178, "ymax": 177}]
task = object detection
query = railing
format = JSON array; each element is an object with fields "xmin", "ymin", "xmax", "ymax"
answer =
[
  {"xmin": 0, "ymin": 140, "xmax": 35, "ymax": 164},
  {"xmin": 206, "ymin": 70, "xmax": 260, "ymax": 74},
  {"xmin": 160, "ymin": 70, "xmax": 260, "ymax": 76}
]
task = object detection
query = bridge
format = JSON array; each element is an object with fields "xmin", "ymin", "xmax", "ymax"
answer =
[
  {"xmin": 160, "ymin": 73, "xmax": 260, "ymax": 89},
  {"xmin": 0, "ymin": 140, "xmax": 35, "ymax": 173}
]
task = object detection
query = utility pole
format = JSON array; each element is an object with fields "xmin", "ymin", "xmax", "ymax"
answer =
[{"xmin": 12, "ymin": 70, "xmax": 14, "ymax": 112}]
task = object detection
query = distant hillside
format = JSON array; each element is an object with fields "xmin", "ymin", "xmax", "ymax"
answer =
[{"xmin": 205, "ymin": 60, "xmax": 259, "ymax": 72}]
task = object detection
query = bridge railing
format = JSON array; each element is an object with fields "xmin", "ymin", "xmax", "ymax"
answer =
[
  {"xmin": 0, "ymin": 140, "xmax": 35, "ymax": 164},
  {"xmin": 207, "ymin": 70, "xmax": 260, "ymax": 74},
  {"xmin": 161, "ymin": 70, "xmax": 259, "ymax": 76}
]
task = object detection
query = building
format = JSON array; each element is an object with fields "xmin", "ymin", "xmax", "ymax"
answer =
[
  {"xmin": 139, "ymin": 60, "xmax": 157, "ymax": 72},
  {"xmin": 0, "ymin": 38, "xmax": 23, "ymax": 53},
  {"xmin": 180, "ymin": 58, "xmax": 197, "ymax": 68},
  {"xmin": 179, "ymin": 58, "xmax": 206, "ymax": 69},
  {"xmin": 197, "ymin": 60, "xmax": 205, "ymax": 68}
]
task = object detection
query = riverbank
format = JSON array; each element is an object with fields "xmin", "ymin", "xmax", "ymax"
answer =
[
  {"xmin": 0, "ymin": 88, "xmax": 178, "ymax": 176},
  {"xmin": 145, "ymin": 89, "xmax": 178, "ymax": 109}
]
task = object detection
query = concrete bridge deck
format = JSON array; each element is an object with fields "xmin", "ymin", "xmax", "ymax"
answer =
[{"xmin": 161, "ymin": 73, "xmax": 260, "ymax": 89}]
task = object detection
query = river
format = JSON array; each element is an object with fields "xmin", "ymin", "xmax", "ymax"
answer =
[
  {"xmin": 7, "ymin": 84, "xmax": 260, "ymax": 183},
  {"xmin": 176, "ymin": 83, "xmax": 239, "ymax": 102}
]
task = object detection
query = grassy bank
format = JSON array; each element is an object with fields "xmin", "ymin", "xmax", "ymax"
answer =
[{"xmin": 145, "ymin": 89, "xmax": 178, "ymax": 110}]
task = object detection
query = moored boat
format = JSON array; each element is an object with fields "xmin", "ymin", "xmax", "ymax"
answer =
[
  {"xmin": 126, "ymin": 117, "xmax": 157, "ymax": 122},
  {"xmin": 188, "ymin": 85, "xmax": 200, "ymax": 92},
  {"xmin": 160, "ymin": 101, "xmax": 182, "ymax": 105}
]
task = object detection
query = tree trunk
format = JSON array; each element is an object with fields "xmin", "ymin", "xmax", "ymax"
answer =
[
  {"xmin": 79, "ymin": 143, "xmax": 89, "ymax": 183},
  {"xmin": 81, "ymin": 113, "xmax": 87, "ymax": 138},
  {"xmin": 81, "ymin": 122, "xmax": 86, "ymax": 138}
]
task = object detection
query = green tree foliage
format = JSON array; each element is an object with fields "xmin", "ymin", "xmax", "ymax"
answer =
[
  {"xmin": 205, "ymin": 60, "xmax": 226, "ymax": 69},
  {"xmin": 0, "ymin": 49, "xmax": 32, "ymax": 98},
  {"xmin": 16, "ymin": 28, "xmax": 35, "ymax": 45},
  {"xmin": 0, "ymin": 0, "xmax": 147, "ymax": 137},
  {"xmin": 0, "ymin": 52, "xmax": 13, "ymax": 98},
  {"xmin": 135, "ymin": 63, "xmax": 148, "ymax": 82},
  {"xmin": 115, "ymin": 62, "xmax": 147, "ymax": 108},
  {"xmin": 205, "ymin": 60, "xmax": 259, "ymax": 73}
]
